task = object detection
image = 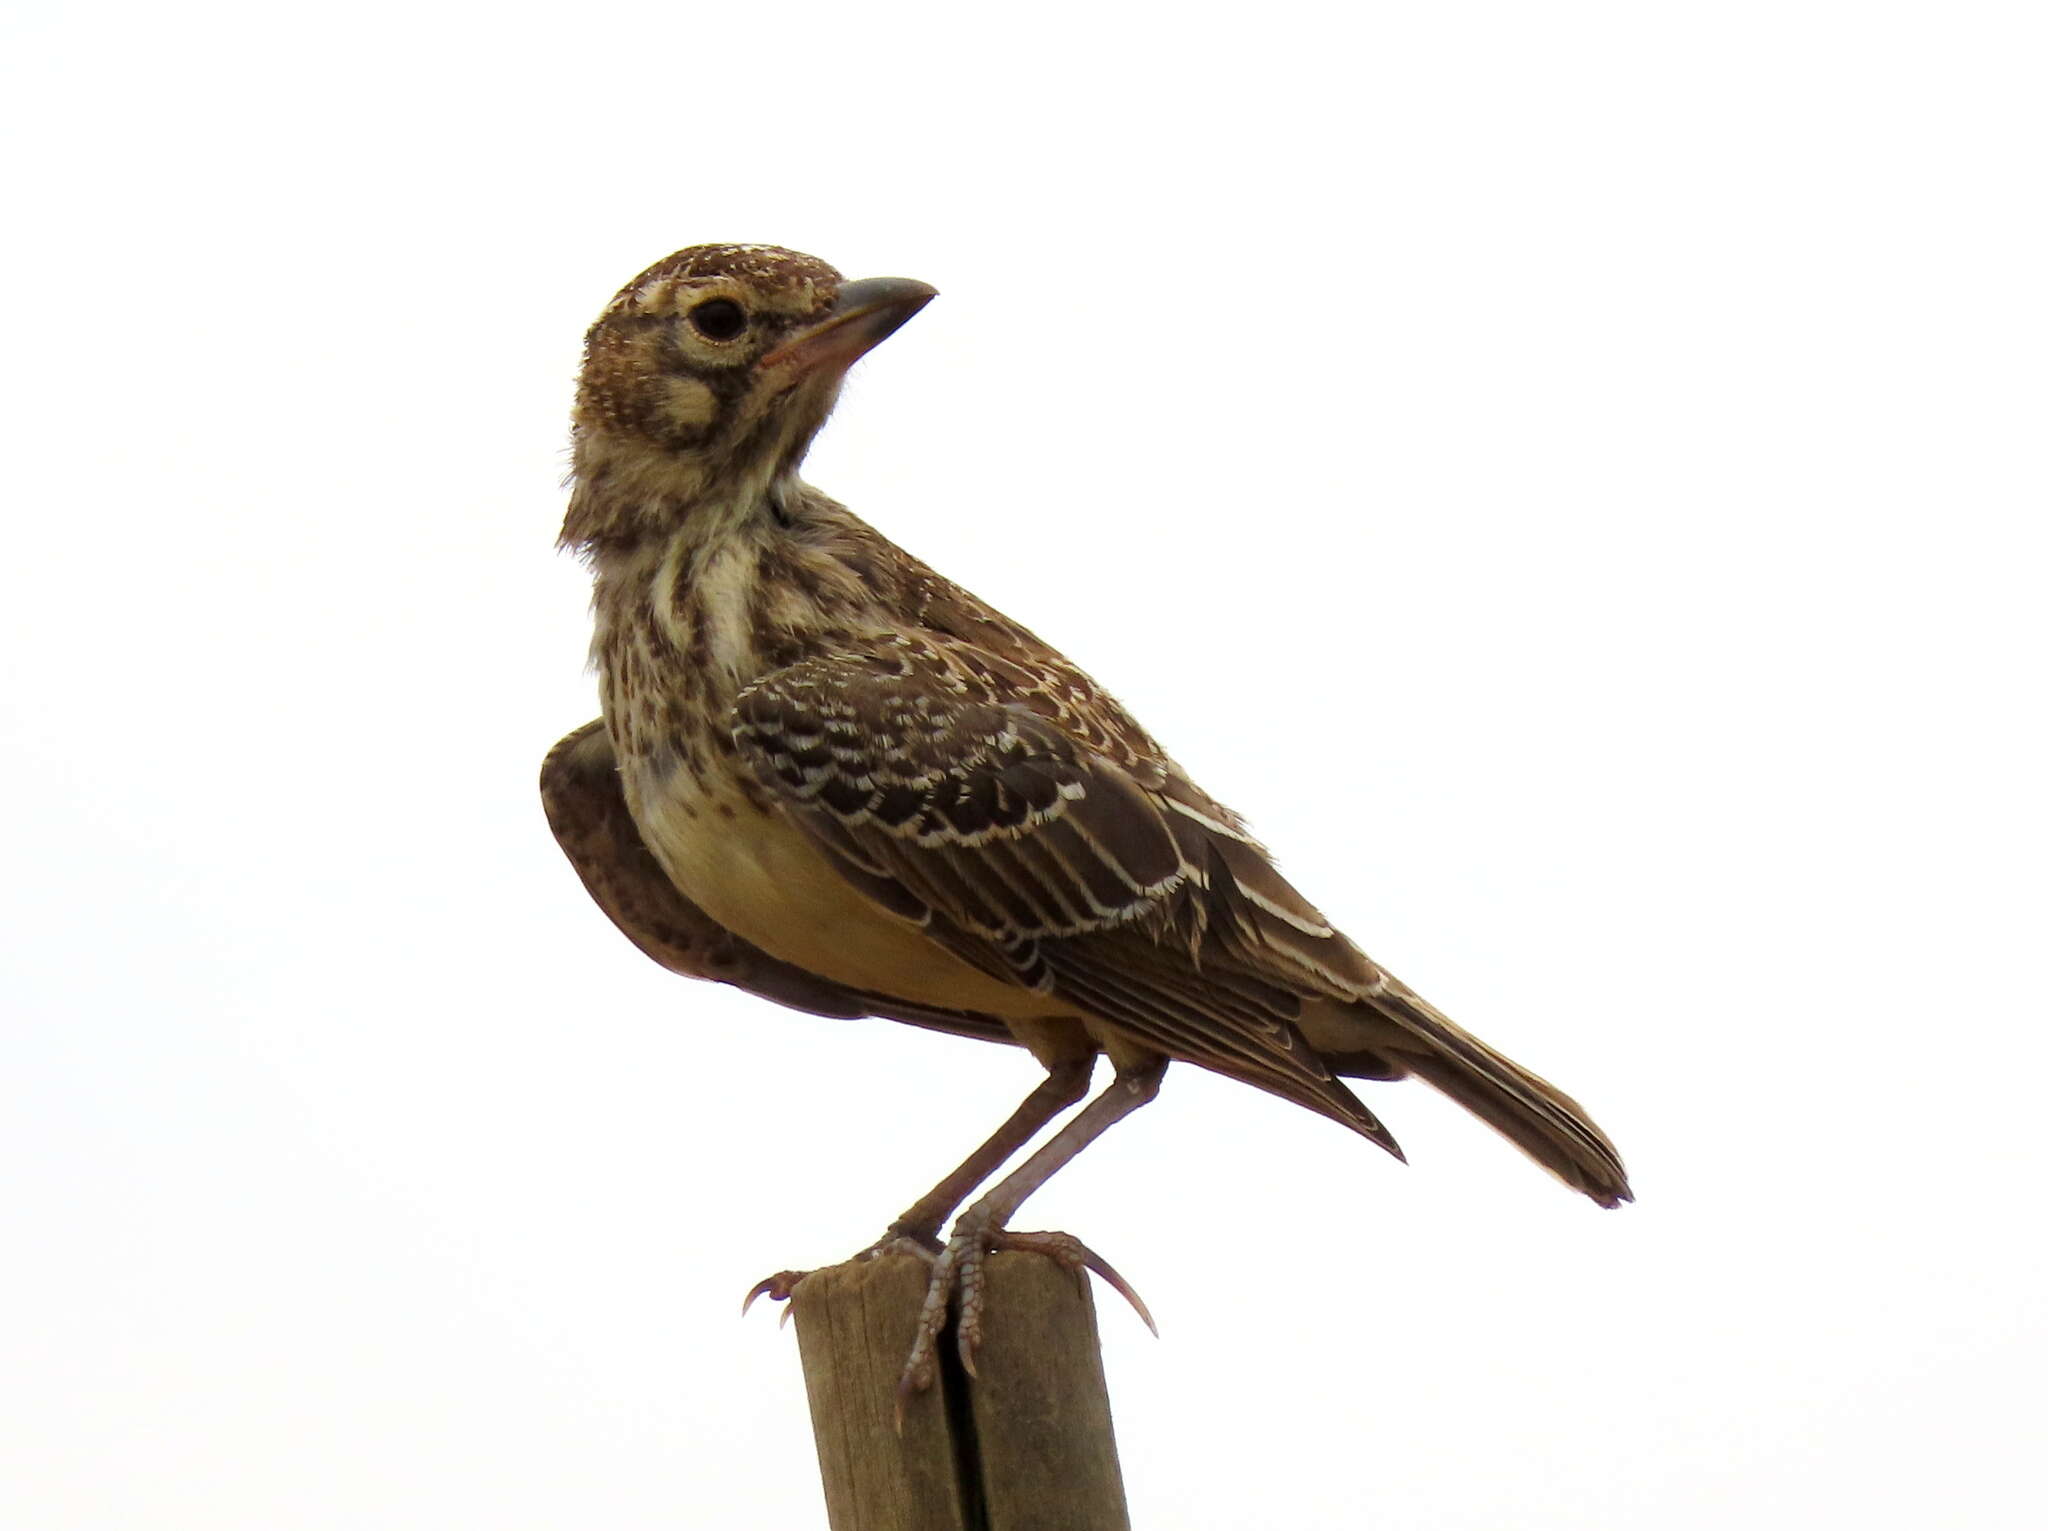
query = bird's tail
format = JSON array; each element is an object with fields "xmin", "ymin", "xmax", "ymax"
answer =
[{"xmin": 1376, "ymin": 988, "xmax": 1632, "ymax": 1207}]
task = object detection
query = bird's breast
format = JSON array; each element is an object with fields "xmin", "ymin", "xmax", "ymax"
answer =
[
  {"xmin": 619, "ymin": 752, "xmax": 1054, "ymax": 1020},
  {"xmin": 592, "ymin": 517, "xmax": 1062, "ymax": 1021}
]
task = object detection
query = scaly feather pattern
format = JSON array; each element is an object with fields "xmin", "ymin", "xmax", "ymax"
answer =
[{"xmin": 543, "ymin": 242, "xmax": 1632, "ymax": 1248}]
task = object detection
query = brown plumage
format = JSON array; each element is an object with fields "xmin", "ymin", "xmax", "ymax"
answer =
[{"xmin": 542, "ymin": 243, "xmax": 1630, "ymax": 1394}]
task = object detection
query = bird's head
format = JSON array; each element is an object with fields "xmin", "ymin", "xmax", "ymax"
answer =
[{"xmin": 563, "ymin": 243, "xmax": 936, "ymax": 549}]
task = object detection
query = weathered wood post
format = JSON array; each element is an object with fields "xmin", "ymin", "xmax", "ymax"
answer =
[{"xmin": 789, "ymin": 1252, "xmax": 1131, "ymax": 1530}]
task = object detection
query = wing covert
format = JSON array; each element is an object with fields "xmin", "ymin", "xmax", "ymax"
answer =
[{"xmin": 732, "ymin": 644, "xmax": 1186, "ymax": 943}]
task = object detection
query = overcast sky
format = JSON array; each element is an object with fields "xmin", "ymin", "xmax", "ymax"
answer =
[{"xmin": 4, "ymin": 3, "xmax": 2043, "ymax": 1527}]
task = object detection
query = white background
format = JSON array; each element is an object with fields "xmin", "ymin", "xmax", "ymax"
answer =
[{"xmin": 4, "ymin": 3, "xmax": 2042, "ymax": 1526}]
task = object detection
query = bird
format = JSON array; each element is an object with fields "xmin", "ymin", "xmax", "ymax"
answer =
[{"xmin": 541, "ymin": 242, "xmax": 1630, "ymax": 1400}]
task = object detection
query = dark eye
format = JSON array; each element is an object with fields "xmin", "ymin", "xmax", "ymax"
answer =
[{"xmin": 688, "ymin": 299, "xmax": 748, "ymax": 341}]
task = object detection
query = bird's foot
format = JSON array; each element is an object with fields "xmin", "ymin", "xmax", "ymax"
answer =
[
  {"xmin": 895, "ymin": 1223, "xmax": 1155, "ymax": 1415},
  {"xmin": 741, "ymin": 1230, "xmax": 943, "ymax": 1325}
]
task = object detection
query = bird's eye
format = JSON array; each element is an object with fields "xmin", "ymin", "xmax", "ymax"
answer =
[{"xmin": 688, "ymin": 299, "xmax": 748, "ymax": 341}]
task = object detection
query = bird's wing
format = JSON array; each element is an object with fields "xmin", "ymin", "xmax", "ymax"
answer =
[
  {"xmin": 730, "ymin": 640, "xmax": 1404, "ymax": 1152},
  {"xmin": 540, "ymin": 719, "xmax": 1019, "ymax": 1048}
]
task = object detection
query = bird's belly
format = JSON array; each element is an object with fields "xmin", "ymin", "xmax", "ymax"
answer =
[{"xmin": 626, "ymin": 760, "xmax": 1046, "ymax": 1018}]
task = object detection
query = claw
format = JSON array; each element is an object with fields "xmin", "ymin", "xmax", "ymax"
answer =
[
  {"xmin": 744, "ymin": 1234, "xmax": 940, "ymax": 1328},
  {"xmin": 894, "ymin": 1223, "xmax": 1154, "ymax": 1407},
  {"xmin": 895, "ymin": 1240, "xmax": 959, "ymax": 1410},
  {"xmin": 892, "ymin": 1360, "xmax": 927, "ymax": 1436},
  {"xmin": 998, "ymin": 1229, "xmax": 1158, "ymax": 1336},
  {"xmin": 953, "ymin": 1240, "xmax": 989, "ymax": 1378},
  {"xmin": 754, "ymin": 1225, "xmax": 1151, "ymax": 1425},
  {"xmin": 741, "ymin": 1269, "xmax": 807, "ymax": 1318}
]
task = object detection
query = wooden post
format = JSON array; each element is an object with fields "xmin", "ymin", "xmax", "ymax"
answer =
[{"xmin": 789, "ymin": 1251, "xmax": 1131, "ymax": 1530}]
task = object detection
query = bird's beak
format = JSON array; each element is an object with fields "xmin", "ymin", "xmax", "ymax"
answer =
[{"xmin": 758, "ymin": 276, "xmax": 938, "ymax": 379}]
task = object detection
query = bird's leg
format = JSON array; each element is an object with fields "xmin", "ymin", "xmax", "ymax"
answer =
[
  {"xmin": 884, "ymin": 1055, "xmax": 1098, "ymax": 1248},
  {"xmin": 898, "ymin": 1059, "xmax": 1167, "ymax": 1409},
  {"xmin": 744, "ymin": 1057, "xmax": 1095, "ymax": 1315}
]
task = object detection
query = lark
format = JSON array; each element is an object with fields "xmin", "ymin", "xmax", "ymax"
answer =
[{"xmin": 542, "ymin": 243, "xmax": 1630, "ymax": 1399}]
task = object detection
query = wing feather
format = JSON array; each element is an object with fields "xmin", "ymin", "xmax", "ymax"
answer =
[
  {"xmin": 729, "ymin": 641, "xmax": 1410, "ymax": 1149},
  {"xmin": 733, "ymin": 643, "xmax": 1185, "ymax": 943}
]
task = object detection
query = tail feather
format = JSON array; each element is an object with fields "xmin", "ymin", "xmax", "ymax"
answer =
[{"xmin": 1377, "ymin": 989, "xmax": 1632, "ymax": 1208}]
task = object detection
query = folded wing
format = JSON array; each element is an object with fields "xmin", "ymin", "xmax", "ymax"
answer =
[{"xmin": 731, "ymin": 640, "xmax": 1406, "ymax": 1155}]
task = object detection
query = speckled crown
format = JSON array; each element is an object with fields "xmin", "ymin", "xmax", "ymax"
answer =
[{"xmin": 598, "ymin": 243, "xmax": 843, "ymax": 323}]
